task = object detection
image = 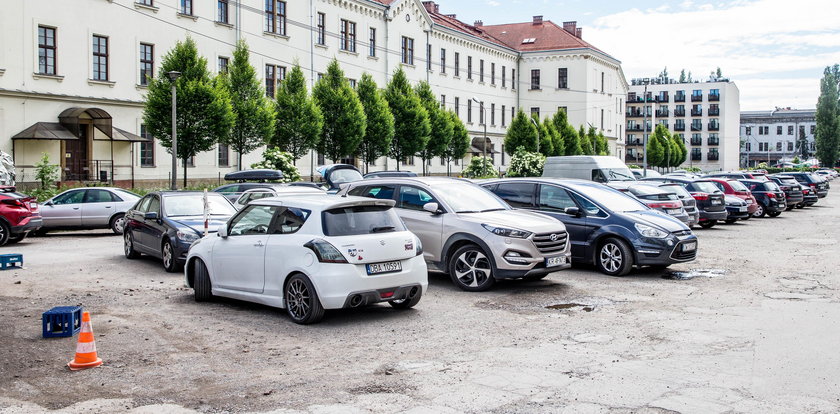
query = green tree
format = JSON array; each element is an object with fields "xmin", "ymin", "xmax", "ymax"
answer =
[
  {"xmin": 795, "ymin": 127, "xmax": 810, "ymax": 159},
  {"xmin": 273, "ymin": 63, "xmax": 323, "ymax": 161},
  {"xmin": 356, "ymin": 73, "xmax": 394, "ymax": 173},
  {"xmin": 143, "ymin": 37, "xmax": 234, "ymax": 186},
  {"xmin": 313, "ymin": 59, "xmax": 366, "ymax": 162},
  {"xmin": 506, "ymin": 146, "xmax": 546, "ymax": 177},
  {"xmin": 646, "ymin": 125, "xmax": 666, "ymax": 167},
  {"xmin": 415, "ymin": 81, "xmax": 453, "ymax": 175},
  {"xmin": 504, "ymin": 109, "xmax": 538, "ymax": 154},
  {"xmin": 815, "ymin": 65, "xmax": 840, "ymax": 167},
  {"xmin": 462, "ymin": 156, "xmax": 496, "ymax": 178},
  {"xmin": 552, "ymin": 110, "xmax": 579, "ymax": 155},
  {"xmin": 669, "ymin": 137, "xmax": 681, "ymax": 168},
  {"xmin": 445, "ymin": 111, "xmax": 470, "ymax": 175},
  {"xmin": 579, "ymin": 125, "xmax": 593, "ymax": 155},
  {"xmin": 596, "ymin": 131, "xmax": 609, "ymax": 155},
  {"xmin": 34, "ymin": 152, "xmax": 58, "ymax": 190},
  {"xmin": 679, "ymin": 69, "xmax": 687, "ymax": 83},
  {"xmin": 716, "ymin": 67, "xmax": 723, "ymax": 79},
  {"xmin": 250, "ymin": 148, "xmax": 301, "ymax": 183},
  {"xmin": 674, "ymin": 135, "xmax": 687, "ymax": 166},
  {"xmin": 384, "ymin": 67, "xmax": 430, "ymax": 170},
  {"xmin": 218, "ymin": 40, "xmax": 275, "ymax": 170},
  {"xmin": 543, "ymin": 117, "xmax": 561, "ymax": 156},
  {"xmin": 536, "ymin": 115, "xmax": 554, "ymax": 156}
]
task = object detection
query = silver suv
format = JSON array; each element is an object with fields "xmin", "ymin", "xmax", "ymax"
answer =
[{"xmin": 343, "ymin": 177, "xmax": 571, "ymax": 291}]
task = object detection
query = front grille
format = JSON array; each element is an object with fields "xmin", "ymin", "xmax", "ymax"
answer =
[
  {"xmin": 533, "ymin": 232, "xmax": 568, "ymax": 254},
  {"xmin": 670, "ymin": 242, "xmax": 697, "ymax": 261},
  {"xmin": 673, "ymin": 230, "xmax": 692, "ymax": 237}
]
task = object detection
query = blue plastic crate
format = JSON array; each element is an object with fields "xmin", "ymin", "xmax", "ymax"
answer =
[
  {"xmin": 42, "ymin": 306, "xmax": 82, "ymax": 338},
  {"xmin": 0, "ymin": 253, "xmax": 22, "ymax": 270}
]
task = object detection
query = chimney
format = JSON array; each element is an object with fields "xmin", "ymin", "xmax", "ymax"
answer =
[
  {"xmin": 533, "ymin": 15, "xmax": 543, "ymax": 25},
  {"xmin": 421, "ymin": 1, "xmax": 436, "ymax": 13},
  {"xmin": 563, "ymin": 21, "xmax": 577, "ymax": 35},
  {"xmin": 575, "ymin": 27, "xmax": 583, "ymax": 38},
  {"xmin": 474, "ymin": 20, "xmax": 483, "ymax": 27}
]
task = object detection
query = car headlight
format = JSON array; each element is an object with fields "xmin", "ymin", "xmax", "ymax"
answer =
[
  {"xmin": 177, "ymin": 230, "xmax": 200, "ymax": 243},
  {"xmin": 635, "ymin": 223, "xmax": 669, "ymax": 238},
  {"xmin": 481, "ymin": 224, "xmax": 532, "ymax": 239}
]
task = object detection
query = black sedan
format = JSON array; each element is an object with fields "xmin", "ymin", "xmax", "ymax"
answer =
[
  {"xmin": 482, "ymin": 178, "xmax": 697, "ymax": 276},
  {"xmin": 641, "ymin": 177, "xmax": 727, "ymax": 229},
  {"xmin": 123, "ymin": 192, "xmax": 237, "ymax": 272}
]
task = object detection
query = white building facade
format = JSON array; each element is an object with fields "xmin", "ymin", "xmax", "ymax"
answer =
[
  {"xmin": 0, "ymin": 0, "xmax": 627, "ymax": 186},
  {"xmin": 739, "ymin": 109, "xmax": 817, "ymax": 167},
  {"xmin": 625, "ymin": 77, "xmax": 740, "ymax": 172}
]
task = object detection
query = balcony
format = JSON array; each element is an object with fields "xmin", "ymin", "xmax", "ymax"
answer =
[
  {"xmin": 709, "ymin": 94, "xmax": 720, "ymax": 102},
  {"xmin": 673, "ymin": 109, "xmax": 686, "ymax": 117},
  {"xmin": 707, "ymin": 151, "xmax": 720, "ymax": 161},
  {"xmin": 627, "ymin": 125, "xmax": 643, "ymax": 132},
  {"xmin": 655, "ymin": 109, "xmax": 669, "ymax": 117},
  {"xmin": 708, "ymin": 137, "xmax": 720, "ymax": 145},
  {"xmin": 691, "ymin": 152, "xmax": 702, "ymax": 161},
  {"xmin": 691, "ymin": 109, "xmax": 703, "ymax": 116},
  {"xmin": 691, "ymin": 94, "xmax": 703, "ymax": 102},
  {"xmin": 708, "ymin": 108, "xmax": 720, "ymax": 116},
  {"xmin": 674, "ymin": 124, "xmax": 685, "ymax": 131},
  {"xmin": 626, "ymin": 139, "xmax": 643, "ymax": 146},
  {"xmin": 675, "ymin": 94, "xmax": 686, "ymax": 102},
  {"xmin": 626, "ymin": 109, "xmax": 643, "ymax": 117},
  {"xmin": 708, "ymin": 123, "xmax": 720, "ymax": 131},
  {"xmin": 691, "ymin": 124, "xmax": 702, "ymax": 131},
  {"xmin": 625, "ymin": 154, "xmax": 642, "ymax": 163},
  {"xmin": 655, "ymin": 94, "xmax": 669, "ymax": 103},
  {"xmin": 690, "ymin": 138, "xmax": 702, "ymax": 146}
]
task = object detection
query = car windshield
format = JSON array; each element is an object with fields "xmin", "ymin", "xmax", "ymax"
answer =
[
  {"xmin": 113, "ymin": 189, "xmax": 141, "ymax": 200},
  {"xmin": 329, "ymin": 168, "xmax": 363, "ymax": 185},
  {"xmin": 763, "ymin": 182, "xmax": 782, "ymax": 192},
  {"xmin": 433, "ymin": 182, "xmax": 510, "ymax": 213},
  {"xmin": 164, "ymin": 194, "xmax": 236, "ymax": 217},
  {"xmin": 577, "ymin": 185, "xmax": 648, "ymax": 213},
  {"xmin": 322, "ymin": 205, "xmax": 406, "ymax": 236},
  {"xmin": 728, "ymin": 181, "xmax": 749, "ymax": 192},
  {"xmin": 691, "ymin": 181, "xmax": 722, "ymax": 193},
  {"xmin": 660, "ymin": 184, "xmax": 692, "ymax": 198},
  {"xmin": 605, "ymin": 168, "xmax": 636, "ymax": 181}
]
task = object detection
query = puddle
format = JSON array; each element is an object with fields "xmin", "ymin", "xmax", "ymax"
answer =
[
  {"xmin": 662, "ymin": 268, "xmax": 727, "ymax": 280},
  {"xmin": 545, "ymin": 303, "xmax": 594, "ymax": 312}
]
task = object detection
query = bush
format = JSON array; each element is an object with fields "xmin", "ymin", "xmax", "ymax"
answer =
[
  {"xmin": 250, "ymin": 148, "xmax": 301, "ymax": 183},
  {"xmin": 34, "ymin": 153, "xmax": 59, "ymax": 190},
  {"xmin": 506, "ymin": 147, "xmax": 545, "ymax": 177},
  {"xmin": 462, "ymin": 156, "xmax": 497, "ymax": 179}
]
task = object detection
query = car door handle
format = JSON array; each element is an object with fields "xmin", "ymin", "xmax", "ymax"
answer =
[
  {"xmin": 105, "ymin": 206, "xmax": 112, "ymax": 208},
  {"xmin": 72, "ymin": 207, "xmax": 80, "ymax": 210},
  {"xmin": 254, "ymin": 240, "xmax": 264, "ymax": 247}
]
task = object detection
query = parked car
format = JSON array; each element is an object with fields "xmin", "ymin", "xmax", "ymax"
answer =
[
  {"xmin": 619, "ymin": 184, "xmax": 690, "ymax": 225},
  {"xmin": 0, "ymin": 186, "xmax": 41, "ymax": 246},
  {"xmin": 640, "ymin": 177, "xmax": 727, "ymax": 228},
  {"xmin": 767, "ymin": 175, "xmax": 805, "ymax": 210},
  {"xmin": 185, "ymin": 195, "xmax": 428, "ymax": 324},
  {"xmin": 318, "ymin": 164, "xmax": 364, "ymax": 193},
  {"xmin": 364, "ymin": 171, "xmax": 418, "ymax": 179},
  {"xmin": 213, "ymin": 182, "xmax": 279, "ymax": 203},
  {"xmin": 481, "ymin": 179, "xmax": 697, "ymax": 276},
  {"xmin": 656, "ymin": 183, "xmax": 700, "ymax": 227},
  {"xmin": 343, "ymin": 177, "xmax": 572, "ymax": 291},
  {"xmin": 705, "ymin": 178, "xmax": 758, "ymax": 216},
  {"xmin": 739, "ymin": 179, "xmax": 786, "ymax": 218},
  {"xmin": 630, "ymin": 169, "xmax": 661, "ymax": 179},
  {"xmin": 797, "ymin": 182, "xmax": 819, "ymax": 208},
  {"xmin": 233, "ymin": 185, "xmax": 326, "ymax": 210},
  {"xmin": 705, "ymin": 171, "xmax": 769, "ymax": 181},
  {"xmin": 542, "ymin": 156, "xmax": 636, "ymax": 183},
  {"xmin": 785, "ymin": 172, "xmax": 829, "ymax": 197},
  {"xmin": 124, "ymin": 191, "xmax": 237, "ymax": 272},
  {"xmin": 213, "ymin": 169, "xmax": 286, "ymax": 202},
  {"xmin": 39, "ymin": 187, "xmax": 140, "ymax": 234},
  {"xmin": 722, "ymin": 195, "xmax": 751, "ymax": 224}
]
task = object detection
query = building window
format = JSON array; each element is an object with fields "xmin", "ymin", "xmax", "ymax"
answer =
[
  {"xmin": 467, "ymin": 56, "xmax": 473, "ymax": 80},
  {"xmin": 531, "ymin": 107, "xmax": 539, "ymax": 118},
  {"xmin": 511, "ymin": 106, "xmax": 515, "ymax": 120},
  {"xmin": 454, "ymin": 97, "xmax": 460, "ymax": 117},
  {"xmin": 511, "ymin": 69, "xmax": 516, "ymax": 90},
  {"xmin": 218, "ymin": 144, "xmax": 229, "ymax": 167},
  {"xmin": 490, "ymin": 63, "xmax": 495, "ymax": 85},
  {"xmin": 776, "ymin": 142, "xmax": 782, "ymax": 151},
  {"xmin": 426, "ymin": 44, "xmax": 432, "ymax": 70},
  {"xmin": 217, "ymin": 0, "xmax": 229, "ymax": 23},
  {"xmin": 265, "ymin": 64, "xmax": 277, "ymax": 98},
  {"xmin": 140, "ymin": 125, "xmax": 154, "ymax": 167},
  {"xmin": 788, "ymin": 141, "xmax": 794, "ymax": 151},
  {"xmin": 38, "ymin": 26, "xmax": 57, "ymax": 75},
  {"xmin": 746, "ymin": 126, "xmax": 752, "ymax": 135},
  {"xmin": 340, "ymin": 20, "xmax": 356, "ymax": 52},
  {"xmin": 601, "ymin": 72, "xmax": 604, "ymax": 92},
  {"xmin": 218, "ymin": 56, "xmax": 229, "ymax": 73},
  {"xmin": 316, "ymin": 13, "xmax": 325, "ymax": 45},
  {"xmin": 776, "ymin": 126, "xmax": 782, "ymax": 135},
  {"xmin": 401, "ymin": 36, "xmax": 414, "ymax": 65},
  {"xmin": 92, "ymin": 35, "xmax": 108, "ymax": 81},
  {"xmin": 317, "ymin": 152, "xmax": 325, "ymax": 165},
  {"xmin": 479, "ymin": 59, "xmax": 484, "ymax": 82},
  {"xmin": 600, "ymin": 109, "xmax": 604, "ymax": 130},
  {"xmin": 440, "ymin": 48, "xmax": 446, "ymax": 73},
  {"xmin": 558, "ymin": 68, "xmax": 568, "ymax": 89},
  {"xmin": 265, "ymin": 1, "xmax": 287, "ymax": 36},
  {"xmin": 490, "ymin": 103, "xmax": 495, "ymax": 125},
  {"xmin": 454, "ymin": 53, "xmax": 460, "ymax": 76},
  {"xmin": 137, "ymin": 0, "xmax": 153, "ymax": 5},
  {"xmin": 440, "ymin": 94, "xmax": 446, "ymax": 109},
  {"xmin": 479, "ymin": 101, "xmax": 484, "ymax": 125},
  {"xmin": 180, "ymin": 0, "xmax": 192, "ymax": 15},
  {"xmin": 745, "ymin": 142, "xmax": 751, "ymax": 151},
  {"xmin": 530, "ymin": 69, "xmax": 540, "ymax": 90},
  {"xmin": 347, "ymin": 78, "xmax": 356, "ymax": 88},
  {"xmin": 404, "ymin": 156, "xmax": 415, "ymax": 166},
  {"xmin": 139, "ymin": 43, "xmax": 154, "ymax": 86},
  {"xmin": 467, "ymin": 100, "xmax": 472, "ymax": 123},
  {"xmin": 501, "ymin": 105, "xmax": 506, "ymax": 126},
  {"xmin": 788, "ymin": 125, "xmax": 794, "ymax": 135},
  {"xmin": 368, "ymin": 28, "xmax": 376, "ymax": 56},
  {"xmin": 502, "ymin": 66, "xmax": 506, "ymax": 88}
]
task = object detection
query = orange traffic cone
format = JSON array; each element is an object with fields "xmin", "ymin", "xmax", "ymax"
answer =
[{"xmin": 67, "ymin": 311, "xmax": 103, "ymax": 370}]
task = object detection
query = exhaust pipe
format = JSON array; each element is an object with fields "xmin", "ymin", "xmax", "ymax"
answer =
[
  {"xmin": 408, "ymin": 287, "xmax": 419, "ymax": 298},
  {"xmin": 349, "ymin": 294, "xmax": 364, "ymax": 307}
]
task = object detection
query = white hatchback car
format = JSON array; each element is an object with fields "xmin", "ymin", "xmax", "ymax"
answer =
[{"xmin": 185, "ymin": 195, "xmax": 428, "ymax": 324}]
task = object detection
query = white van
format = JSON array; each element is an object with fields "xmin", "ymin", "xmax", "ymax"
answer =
[{"xmin": 542, "ymin": 156, "xmax": 636, "ymax": 183}]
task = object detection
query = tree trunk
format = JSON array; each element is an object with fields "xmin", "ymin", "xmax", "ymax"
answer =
[
  {"xmin": 183, "ymin": 161, "xmax": 187, "ymax": 189},
  {"xmin": 237, "ymin": 151, "xmax": 243, "ymax": 171}
]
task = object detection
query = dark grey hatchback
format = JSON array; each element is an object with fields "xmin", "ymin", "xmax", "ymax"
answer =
[{"xmin": 482, "ymin": 178, "xmax": 697, "ymax": 276}]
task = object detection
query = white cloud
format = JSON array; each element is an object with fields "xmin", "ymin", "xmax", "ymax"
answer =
[
  {"xmin": 487, "ymin": 0, "xmax": 501, "ymax": 6},
  {"xmin": 584, "ymin": 0, "xmax": 840, "ymax": 110}
]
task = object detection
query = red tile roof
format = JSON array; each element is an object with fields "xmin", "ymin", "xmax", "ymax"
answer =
[
  {"xmin": 426, "ymin": 10, "xmax": 511, "ymax": 49},
  {"xmin": 480, "ymin": 20, "xmax": 609, "ymax": 56}
]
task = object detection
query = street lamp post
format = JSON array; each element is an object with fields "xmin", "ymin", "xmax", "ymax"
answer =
[
  {"xmin": 529, "ymin": 117, "xmax": 540, "ymax": 153},
  {"xmin": 471, "ymin": 97, "xmax": 488, "ymax": 170},
  {"xmin": 641, "ymin": 80, "xmax": 649, "ymax": 177},
  {"xmin": 167, "ymin": 71, "xmax": 181, "ymax": 191}
]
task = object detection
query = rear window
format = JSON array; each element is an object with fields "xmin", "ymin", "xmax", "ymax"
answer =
[
  {"xmin": 763, "ymin": 182, "xmax": 781, "ymax": 192},
  {"xmin": 322, "ymin": 205, "xmax": 406, "ymax": 236},
  {"xmin": 728, "ymin": 181, "xmax": 749, "ymax": 192},
  {"xmin": 659, "ymin": 184, "xmax": 692, "ymax": 198},
  {"xmin": 689, "ymin": 181, "xmax": 721, "ymax": 194}
]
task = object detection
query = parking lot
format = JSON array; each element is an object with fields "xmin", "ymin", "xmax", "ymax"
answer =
[{"xmin": 1, "ymin": 192, "xmax": 839, "ymax": 413}]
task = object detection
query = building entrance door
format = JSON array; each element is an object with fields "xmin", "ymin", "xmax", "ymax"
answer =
[{"xmin": 65, "ymin": 127, "xmax": 89, "ymax": 180}]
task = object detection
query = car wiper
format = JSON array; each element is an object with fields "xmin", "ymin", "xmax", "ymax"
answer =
[
  {"xmin": 479, "ymin": 208, "xmax": 506, "ymax": 213},
  {"xmin": 456, "ymin": 210, "xmax": 479, "ymax": 213},
  {"xmin": 370, "ymin": 226, "xmax": 395, "ymax": 233}
]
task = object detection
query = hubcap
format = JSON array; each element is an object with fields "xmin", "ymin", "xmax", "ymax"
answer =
[
  {"xmin": 125, "ymin": 234, "xmax": 132, "ymax": 255},
  {"xmin": 600, "ymin": 243, "xmax": 622, "ymax": 273},
  {"xmin": 755, "ymin": 205, "xmax": 764, "ymax": 216},
  {"xmin": 454, "ymin": 250, "xmax": 492, "ymax": 288},
  {"xmin": 286, "ymin": 279, "xmax": 311, "ymax": 319},
  {"xmin": 163, "ymin": 243, "xmax": 172, "ymax": 268},
  {"xmin": 114, "ymin": 217, "xmax": 126, "ymax": 233}
]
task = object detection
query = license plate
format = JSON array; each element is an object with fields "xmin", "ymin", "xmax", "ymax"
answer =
[
  {"xmin": 366, "ymin": 261, "xmax": 402, "ymax": 275},
  {"xmin": 666, "ymin": 209, "xmax": 682, "ymax": 214},
  {"xmin": 29, "ymin": 202, "xmax": 38, "ymax": 209},
  {"xmin": 681, "ymin": 242, "xmax": 697, "ymax": 252},
  {"xmin": 711, "ymin": 199, "xmax": 722, "ymax": 205},
  {"xmin": 739, "ymin": 206, "xmax": 747, "ymax": 212},
  {"xmin": 746, "ymin": 199, "xmax": 753, "ymax": 204},
  {"xmin": 546, "ymin": 256, "xmax": 566, "ymax": 267}
]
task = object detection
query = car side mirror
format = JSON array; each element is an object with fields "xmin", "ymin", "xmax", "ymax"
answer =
[
  {"xmin": 218, "ymin": 225, "xmax": 229, "ymax": 239},
  {"xmin": 44, "ymin": 200, "xmax": 54, "ymax": 206},
  {"xmin": 144, "ymin": 211, "xmax": 158, "ymax": 220},
  {"xmin": 423, "ymin": 202, "xmax": 443, "ymax": 215},
  {"xmin": 564, "ymin": 206, "xmax": 581, "ymax": 217}
]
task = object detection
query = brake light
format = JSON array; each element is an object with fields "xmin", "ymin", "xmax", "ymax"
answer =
[
  {"xmin": 692, "ymin": 193, "xmax": 709, "ymax": 201},
  {"xmin": 0, "ymin": 199, "xmax": 25, "ymax": 208},
  {"xmin": 809, "ymin": 183, "xmax": 817, "ymax": 187},
  {"xmin": 767, "ymin": 193, "xmax": 775, "ymax": 199},
  {"xmin": 304, "ymin": 239, "xmax": 348, "ymax": 263},
  {"xmin": 648, "ymin": 202, "xmax": 681, "ymax": 209}
]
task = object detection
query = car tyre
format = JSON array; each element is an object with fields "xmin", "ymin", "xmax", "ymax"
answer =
[
  {"xmin": 7, "ymin": 233, "xmax": 25, "ymax": 244},
  {"xmin": 0, "ymin": 221, "xmax": 10, "ymax": 246},
  {"xmin": 724, "ymin": 218, "xmax": 737, "ymax": 224},
  {"xmin": 768, "ymin": 211, "xmax": 782, "ymax": 218},
  {"xmin": 284, "ymin": 274, "xmax": 325, "ymax": 324},
  {"xmin": 448, "ymin": 244, "xmax": 496, "ymax": 291},
  {"xmin": 753, "ymin": 203, "xmax": 766, "ymax": 218},
  {"xmin": 162, "ymin": 239, "xmax": 181, "ymax": 273},
  {"xmin": 389, "ymin": 288, "xmax": 422, "ymax": 309},
  {"xmin": 595, "ymin": 237, "xmax": 633, "ymax": 277},
  {"xmin": 124, "ymin": 232, "xmax": 141, "ymax": 259},
  {"xmin": 110, "ymin": 213, "xmax": 126, "ymax": 234},
  {"xmin": 795, "ymin": 203, "xmax": 804, "ymax": 209},
  {"xmin": 699, "ymin": 220, "xmax": 717, "ymax": 229},
  {"xmin": 193, "ymin": 259, "xmax": 213, "ymax": 302}
]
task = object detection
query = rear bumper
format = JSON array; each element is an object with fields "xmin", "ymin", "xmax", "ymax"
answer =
[
  {"xmin": 341, "ymin": 284, "xmax": 423, "ymax": 308},
  {"xmin": 11, "ymin": 217, "xmax": 43, "ymax": 234},
  {"xmin": 725, "ymin": 208, "xmax": 750, "ymax": 219},
  {"xmin": 766, "ymin": 200, "xmax": 786, "ymax": 212},
  {"xmin": 313, "ymin": 256, "xmax": 428, "ymax": 309},
  {"xmin": 785, "ymin": 194, "xmax": 804, "ymax": 205},
  {"xmin": 699, "ymin": 209, "xmax": 727, "ymax": 221}
]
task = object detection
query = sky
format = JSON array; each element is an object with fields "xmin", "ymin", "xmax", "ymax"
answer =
[{"xmin": 435, "ymin": 0, "xmax": 840, "ymax": 111}]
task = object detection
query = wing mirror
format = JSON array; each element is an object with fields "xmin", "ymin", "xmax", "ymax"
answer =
[
  {"xmin": 564, "ymin": 207, "xmax": 581, "ymax": 217},
  {"xmin": 143, "ymin": 212, "xmax": 158, "ymax": 220},
  {"xmin": 44, "ymin": 200, "xmax": 54, "ymax": 206},
  {"xmin": 218, "ymin": 225, "xmax": 229, "ymax": 239},
  {"xmin": 423, "ymin": 202, "xmax": 444, "ymax": 215}
]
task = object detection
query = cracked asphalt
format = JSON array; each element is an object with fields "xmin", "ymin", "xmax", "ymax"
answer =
[{"xmin": 0, "ymin": 190, "xmax": 838, "ymax": 413}]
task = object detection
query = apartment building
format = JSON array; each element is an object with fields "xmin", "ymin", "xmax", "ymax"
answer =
[
  {"xmin": 739, "ymin": 108, "xmax": 816, "ymax": 167},
  {"xmin": 0, "ymin": 0, "xmax": 627, "ymax": 185},
  {"xmin": 625, "ymin": 76, "xmax": 740, "ymax": 172}
]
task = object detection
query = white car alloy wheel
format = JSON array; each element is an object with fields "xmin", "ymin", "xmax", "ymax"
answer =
[
  {"xmin": 451, "ymin": 246, "xmax": 495, "ymax": 291},
  {"xmin": 600, "ymin": 243, "xmax": 622, "ymax": 273}
]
